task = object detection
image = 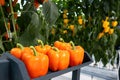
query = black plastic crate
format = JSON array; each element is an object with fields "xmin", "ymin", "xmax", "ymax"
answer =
[
  {"xmin": 0, "ymin": 59, "xmax": 10, "ymax": 80},
  {"xmin": 0, "ymin": 51, "xmax": 92, "ymax": 80}
]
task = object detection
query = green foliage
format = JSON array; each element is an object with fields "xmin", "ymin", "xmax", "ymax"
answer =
[
  {"xmin": 49, "ymin": 0, "xmax": 120, "ymax": 66},
  {"xmin": 0, "ymin": 0, "xmax": 120, "ymax": 66},
  {"xmin": 0, "ymin": 0, "xmax": 59, "ymax": 53}
]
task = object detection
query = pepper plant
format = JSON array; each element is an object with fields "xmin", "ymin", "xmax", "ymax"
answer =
[
  {"xmin": 0, "ymin": 0, "xmax": 120, "ymax": 67},
  {"xmin": 0, "ymin": 0, "xmax": 59, "ymax": 53},
  {"xmin": 49, "ymin": 0, "xmax": 120, "ymax": 66}
]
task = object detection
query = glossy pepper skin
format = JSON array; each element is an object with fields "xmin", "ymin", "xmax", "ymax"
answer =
[
  {"xmin": 24, "ymin": 46, "xmax": 49, "ymax": 78},
  {"xmin": 47, "ymin": 47, "xmax": 70, "ymax": 71},
  {"xmin": 10, "ymin": 43, "xmax": 24, "ymax": 59},
  {"xmin": 10, "ymin": 47, "xmax": 22, "ymax": 59},
  {"xmin": 54, "ymin": 38, "xmax": 72, "ymax": 50},
  {"xmin": 35, "ymin": 40, "xmax": 51, "ymax": 55},
  {"xmin": 68, "ymin": 41, "xmax": 84, "ymax": 67},
  {"xmin": 10, "ymin": 43, "xmax": 33, "ymax": 60},
  {"xmin": 21, "ymin": 47, "xmax": 33, "ymax": 62}
]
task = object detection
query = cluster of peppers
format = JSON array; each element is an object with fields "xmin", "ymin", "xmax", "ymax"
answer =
[{"xmin": 10, "ymin": 39, "xmax": 84, "ymax": 79}]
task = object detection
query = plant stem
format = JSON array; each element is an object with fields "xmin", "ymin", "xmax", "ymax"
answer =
[
  {"xmin": 0, "ymin": 5, "xmax": 10, "ymax": 37},
  {"xmin": 117, "ymin": 0, "xmax": 120, "ymax": 17},
  {"xmin": 9, "ymin": 0, "xmax": 18, "ymax": 42}
]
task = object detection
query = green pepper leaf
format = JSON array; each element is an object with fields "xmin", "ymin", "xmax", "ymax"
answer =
[
  {"xmin": 18, "ymin": 12, "xmax": 46, "ymax": 46},
  {"xmin": 42, "ymin": 0, "xmax": 60, "ymax": 26}
]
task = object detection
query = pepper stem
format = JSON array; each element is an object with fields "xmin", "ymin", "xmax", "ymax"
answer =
[
  {"xmin": 0, "ymin": 5, "xmax": 11, "ymax": 40},
  {"xmin": 16, "ymin": 43, "xmax": 24, "ymax": 50},
  {"xmin": 30, "ymin": 46, "xmax": 37, "ymax": 56},
  {"xmin": 37, "ymin": 40, "xmax": 44, "ymax": 48},
  {"xmin": 52, "ymin": 47, "xmax": 59, "ymax": 52},
  {"xmin": 70, "ymin": 41, "xmax": 75, "ymax": 50},
  {"xmin": 59, "ymin": 38, "xmax": 64, "ymax": 42}
]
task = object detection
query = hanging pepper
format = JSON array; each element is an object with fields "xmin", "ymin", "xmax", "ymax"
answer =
[
  {"xmin": 34, "ymin": 0, "xmax": 40, "ymax": 8},
  {"xmin": 24, "ymin": 46, "xmax": 49, "ymax": 78},
  {"xmin": 4, "ymin": 32, "xmax": 9, "ymax": 40},
  {"xmin": 47, "ymin": 47, "xmax": 70, "ymax": 71},
  {"xmin": 68, "ymin": 41, "xmax": 84, "ymax": 67},
  {"xmin": 35, "ymin": 40, "xmax": 51, "ymax": 55},
  {"xmin": 112, "ymin": 20, "xmax": 118, "ymax": 27},
  {"xmin": 0, "ymin": 0, "xmax": 5, "ymax": 6}
]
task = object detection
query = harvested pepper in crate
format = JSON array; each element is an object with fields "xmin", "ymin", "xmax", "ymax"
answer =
[
  {"xmin": 35, "ymin": 40, "xmax": 51, "ymax": 55},
  {"xmin": 10, "ymin": 43, "xmax": 33, "ymax": 60},
  {"xmin": 68, "ymin": 41, "xmax": 84, "ymax": 67},
  {"xmin": 47, "ymin": 47, "xmax": 70, "ymax": 71},
  {"xmin": 23, "ymin": 46, "xmax": 49, "ymax": 78},
  {"xmin": 54, "ymin": 38, "xmax": 72, "ymax": 50}
]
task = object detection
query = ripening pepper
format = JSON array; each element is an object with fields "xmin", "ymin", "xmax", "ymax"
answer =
[
  {"xmin": 103, "ymin": 26, "xmax": 110, "ymax": 33},
  {"xmin": 78, "ymin": 18, "xmax": 83, "ymax": 25},
  {"xmin": 63, "ymin": 19, "xmax": 69, "ymax": 24},
  {"xmin": 112, "ymin": 21, "xmax": 118, "ymax": 27},
  {"xmin": 108, "ymin": 28, "xmax": 114, "ymax": 34},
  {"xmin": 34, "ymin": 0, "xmax": 40, "ymax": 8},
  {"xmin": 68, "ymin": 41, "xmax": 84, "ymax": 67},
  {"xmin": 103, "ymin": 20, "xmax": 109, "ymax": 28},
  {"xmin": 97, "ymin": 32, "xmax": 104, "ymax": 39},
  {"xmin": 0, "ymin": 0, "xmax": 5, "ymax": 6},
  {"xmin": 24, "ymin": 46, "xmax": 49, "ymax": 78},
  {"xmin": 47, "ymin": 47, "xmax": 70, "ymax": 71}
]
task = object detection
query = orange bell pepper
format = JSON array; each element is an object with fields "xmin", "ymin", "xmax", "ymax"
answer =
[
  {"xmin": 47, "ymin": 47, "xmax": 70, "ymax": 71},
  {"xmin": 21, "ymin": 47, "xmax": 33, "ymax": 62},
  {"xmin": 10, "ymin": 47, "xmax": 22, "ymax": 59},
  {"xmin": 68, "ymin": 41, "xmax": 84, "ymax": 67},
  {"xmin": 10, "ymin": 43, "xmax": 24, "ymax": 59},
  {"xmin": 24, "ymin": 46, "xmax": 49, "ymax": 78},
  {"xmin": 35, "ymin": 40, "xmax": 51, "ymax": 55},
  {"xmin": 54, "ymin": 38, "xmax": 72, "ymax": 50},
  {"xmin": 10, "ymin": 43, "xmax": 33, "ymax": 60}
]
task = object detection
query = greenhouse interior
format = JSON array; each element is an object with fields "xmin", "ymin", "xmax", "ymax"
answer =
[{"xmin": 0, "ymin": 0, "xmax": 120, "ymax": 80}]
